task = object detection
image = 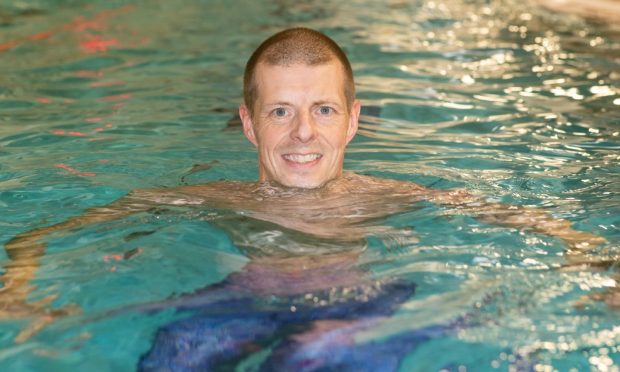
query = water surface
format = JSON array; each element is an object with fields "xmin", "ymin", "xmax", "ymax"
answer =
[{"xmin": 1, "ymin": 0, "xmax": 619, "ymax": 370}]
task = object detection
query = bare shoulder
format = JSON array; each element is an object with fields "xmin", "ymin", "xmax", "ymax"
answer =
[
  {"xmin": 174, "ymin": 180, "xmax": 256, "ymax": 195},
  {"xmin": 127, "ymin": 180, "xmax": 259, "ymax": 208},
  {"xmin": 339, "ymin": 173, "xmax": 482, "ymax": 205},
  {"xmin": 338, "ymin": 172, "xmax": 429, "ymax": 194}
]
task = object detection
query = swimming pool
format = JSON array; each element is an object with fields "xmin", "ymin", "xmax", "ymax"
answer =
[{"xmin": 1, "ymin": 0, "xmax": 619, "ymax": 370}]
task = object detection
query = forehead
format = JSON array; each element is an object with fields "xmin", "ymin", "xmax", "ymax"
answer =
[{"xmin": 254, "ymin": 61, "xmax": 346, "ymax": 101}]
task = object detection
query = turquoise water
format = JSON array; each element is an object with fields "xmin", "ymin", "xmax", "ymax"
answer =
[{"xmin": 1, "ymin": 0, "xmax": 619, "ymax": 370}]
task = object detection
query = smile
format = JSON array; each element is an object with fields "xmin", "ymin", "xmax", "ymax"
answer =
[{"xmin": 282, "ymin": 153, "xmax": 322, "ymax": 164}]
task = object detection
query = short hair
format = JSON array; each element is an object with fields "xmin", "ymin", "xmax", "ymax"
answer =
[{"xmin": 243, "ymin": 27, "xmax": 355, "ymax": 115}]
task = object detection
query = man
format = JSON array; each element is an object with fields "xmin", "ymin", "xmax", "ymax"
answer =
[{"xmin": 1, "ymin": 28, "xmax": 604, "ymax": 367}]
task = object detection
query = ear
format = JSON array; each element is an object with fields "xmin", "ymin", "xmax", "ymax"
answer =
[
  {"xmin": 239, "ymin": 104, "xmax": 257, "ymax": 146},
  {"xmin": 346, "ymin": 99, "xmax": 361, "ymax": 145}
]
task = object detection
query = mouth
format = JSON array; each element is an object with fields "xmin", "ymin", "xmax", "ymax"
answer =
[{"xmin": 282, "ymin": 153, "xmax": 322, "ymax": 165}]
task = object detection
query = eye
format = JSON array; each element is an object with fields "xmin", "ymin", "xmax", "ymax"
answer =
[
  {"xmin": 273, "ymin": 107, "xmax": 287, "ymax": 117},
  {"xmin": 318, "ymin": 106, "xmax": 333, "ymax": 115}
]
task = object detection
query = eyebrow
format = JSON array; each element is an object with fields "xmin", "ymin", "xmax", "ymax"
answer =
[
  {"xmin": 263, "ymin": 100, "xmax": 342, "ymax": 107},
  {"xmin": 263, "ymin": 101, "xmax": 294, "ymax": 107},
  {"xmin": 313, "ymin": 100, "xmax": 342, "ymax": 108}
]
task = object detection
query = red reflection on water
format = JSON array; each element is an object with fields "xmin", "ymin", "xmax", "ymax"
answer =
[
  {"xmin": 68, "ymin": 131, "xmax": 89, "ymax": 137},
  {"xmin": 100, "ymin": 93, "xmax": 131, "ymax": 102},
  {"xmin": 54, "ymin": 163, "xmax": 96, "ymax": 177},
  {"xmin": 80, "ymin": 35, "xmax": 119, "ymax": 53},
  {"xmin": 71, "ymin": 16, "xmax": 105, "ymax": 33},
  {"xmin": 49, "ymin": 129, "xmax": 89, "ymax": 137},
  {"xmin": 0, "ymin": 41, "xmax": 18, "ymax": 52},
  {"xmin": 0, "ymin": 4, "xmax": 136, "ymax": 54},
  {"xmin": 103, "ymin": 254, "xmax": 123, "ymax": 262},
  {"xmin": 70, "ymin": 5, "xmax": 136, "ymax": 54},
  {"xmin": 94, "ymin": 122, "xmax": 114, "ymax": 132},
  {"xmin": 29, "ymin": 31, "xmax": 53, "ymax": 41}
]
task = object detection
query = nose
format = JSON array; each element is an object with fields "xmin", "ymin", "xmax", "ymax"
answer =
[{"xmin": 290, "ymin": 111, "xmax": 317, "ymax": 143}]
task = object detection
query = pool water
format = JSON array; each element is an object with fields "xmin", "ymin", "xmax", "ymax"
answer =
[{"xmin": 1, "ymin": 0, "xmax": 619, "ymax": 370}]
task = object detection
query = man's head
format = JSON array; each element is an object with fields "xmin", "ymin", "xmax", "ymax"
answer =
[
  {"xmin": 240, "ymin": 28, "xmax": 361, "ymax": 189},
  {"xmin": 243, "ymin": 28, "xmax": 355, "ymax": 116}
]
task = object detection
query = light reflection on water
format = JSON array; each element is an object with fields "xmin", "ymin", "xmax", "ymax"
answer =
[{"xmin": 0, "ymin": 0, "xmax": 619, "ymax": 370}]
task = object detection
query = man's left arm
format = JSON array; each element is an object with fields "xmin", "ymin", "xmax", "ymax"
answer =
[{"xmin": 428, "ymin": 188, "xmax": 606, "ymax": 255}]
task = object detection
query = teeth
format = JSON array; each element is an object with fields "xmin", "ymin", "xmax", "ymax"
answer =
[{"xmin": 283, "ymin": 153, "xmax": 321, "ymax": 163}]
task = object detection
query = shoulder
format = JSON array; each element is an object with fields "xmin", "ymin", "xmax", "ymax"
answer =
[
  {"xmin": 340, "ymin": 172, "xmax": 428, "ymax": 194},
  {"xmin": 128, "ymin": 180, "xmax": 258, "ymax": 207}
]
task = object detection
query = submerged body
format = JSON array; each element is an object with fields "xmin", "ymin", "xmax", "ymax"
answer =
[
  {"xmin": 124, "ymin": 175, "xmax": 455, "ymax": 370},
  {"xmin": 138, "ymin": 277, "xmax": 427, "ymax": 371},
  {"xmin": 0, "ymin": 172, "xmax": 604, "ymax": 343}
]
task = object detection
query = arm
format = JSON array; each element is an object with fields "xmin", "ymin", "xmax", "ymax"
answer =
[
  {"xmin": 0, "ymin": 189, "xmax": 160, "ymax": 341},
  {"xmin": 2, "ymin": 180, "xmax": 241, "ymax": 308},
  {"xmin": 429, "ymin": 188, "xmax": 606, "ymax": 254},
  {"xmin": 3, "ymin": 194, "xmax": 145, "ymax": 297},
  {"xmin": 1, "ymin": 183, "xmax": 226, "ymax": 342}
]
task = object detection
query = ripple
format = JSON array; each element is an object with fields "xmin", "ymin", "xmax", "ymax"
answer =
[{"xmin": 0, "ymin": 0, "xmax": 618, "ymax": 370}]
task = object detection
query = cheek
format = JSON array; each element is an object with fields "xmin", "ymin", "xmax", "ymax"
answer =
[
  {"xmin": 324, "ymin": 127, "xmax": 349, "ymax": 150},
  {"xmin": 257, "ymin": 128, "xmax": 286, "ymax": 153}
]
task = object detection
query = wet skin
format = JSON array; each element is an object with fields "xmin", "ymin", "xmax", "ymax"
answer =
[
  {"xmin": 240, "ymin": 61, "xmax": 360, "ymax": 189},
  {"xmin": 0, "ymin": 171, "xmax": 606, "ymax": 343}
]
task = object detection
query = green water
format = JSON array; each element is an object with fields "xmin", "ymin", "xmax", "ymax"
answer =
[{"xmin": 1, "ymin": 0, "xmax": 619, "ymax": 370}]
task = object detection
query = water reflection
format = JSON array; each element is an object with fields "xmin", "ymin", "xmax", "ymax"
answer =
[{"xmin": 0, "ymin": 0, "xmax": 618, "ymax": 370}]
